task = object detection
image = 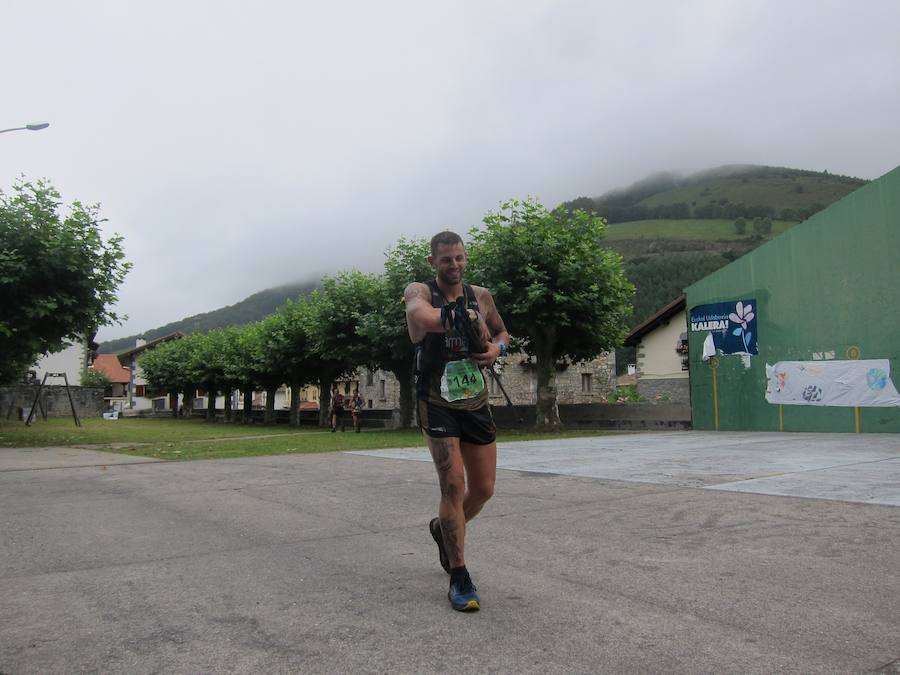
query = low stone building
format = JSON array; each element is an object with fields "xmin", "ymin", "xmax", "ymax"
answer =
[
  {"xmin": 346, "ymin": 353, "xmax": 617, "ymax": 411},
  {"xmin": 623, "ymin": 295, "xmax": 691, "ymax": 404}
]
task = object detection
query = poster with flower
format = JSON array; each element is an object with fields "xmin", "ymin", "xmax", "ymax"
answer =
[{"xmin": 689, "ymin": 299, "xmax": 758, "ymax": 355}]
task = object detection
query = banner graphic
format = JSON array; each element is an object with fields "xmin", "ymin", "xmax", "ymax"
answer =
[
  {"xmin": 690, "ymin": 299, "xmax": 758, "ymax": 355},
  {"xmin": 765, "ymin": 359, "xmax": 900, "ymax": 407}
]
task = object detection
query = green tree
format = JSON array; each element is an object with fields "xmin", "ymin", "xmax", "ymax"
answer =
[
  {"xmin": 139, "ymin": 337, "xmax": 194, "ymax": 418},
  {"xmin": 0, "ymin": 179, "xmax": 131, "ymax": 383},
  {"xmin": 302, "ymin": 272, "xmax": 380, "ymax": 427},
  {"xmin": 222, "ymin": 324, "xmax": 266, "ymax": 423},
  {"xmin": 266, "ymin": 301, "xmax": 317, "ymax": 425},
  {"xmin": 753, "ymin": 215, "xmax": 773, "ymax": 236},
  {"xmin": 242, "ymin": 316, "xmax": 290, "ymax": 424},
  {"xmin": 733, "ymin": 217, "xmax": 747, "ymax": 235},
  {"xmin": 81, "ymin": 368, "xmax": 111, "ymax": 390},
  {"xmin": 468, "ymin": 198, "xmax": 634, "ymax": 429},
  {"xmin": 357, "ymin": 238, "xmax": 433, "ymax": 428},
  {"xmin": 190, "ymin": 330, "xmax": 235, "ymax": 421}
]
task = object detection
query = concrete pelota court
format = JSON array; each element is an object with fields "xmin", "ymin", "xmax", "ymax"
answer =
[
  {"xmin": 1, "ymin": 431, "xmax": 899, "ymax": 674},
  {"xmin": 357, "ymin": 431, "xmax": 900, "ymax": 506}
]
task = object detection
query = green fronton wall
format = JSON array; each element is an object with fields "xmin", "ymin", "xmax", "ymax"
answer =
[{"xmin": 686, "ymin": 165, "xmax": 900, "ymax": 433}]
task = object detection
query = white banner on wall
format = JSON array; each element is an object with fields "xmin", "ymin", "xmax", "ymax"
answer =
[{"xmin": 765, "ymin": 360, "xmax": 900, "ymax": 407}]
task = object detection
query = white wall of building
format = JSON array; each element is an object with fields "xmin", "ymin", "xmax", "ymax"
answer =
[
  {"xmin": 637, "ymin": 309, "xmax": 688, "ymax": 380},
  {"xmin": 32, "ymin": 341, "xmax": 87, "ymax": 385}
]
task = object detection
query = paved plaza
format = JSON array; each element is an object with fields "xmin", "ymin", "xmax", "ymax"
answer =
[{"xmin": 2, "ymin": 431, "xmax": 899, "ymax": 673}]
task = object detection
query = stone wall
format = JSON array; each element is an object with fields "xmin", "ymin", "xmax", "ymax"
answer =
[
  {"xmin": 489, "ymin": 353, "xmax": 617, "ymax": 406},
  {"xmin": 350, "ymin": 355, "xmax": 617, "ymax": 412},
  {"xmin": 636, "ymin": 378, "xmax": 691, "ymax": 404},
  {"xmin": 355, "ymin": 368, "xmax": 404, "ymax": 410},
  {"xmin": 0, "ymin": 385, "xmax": 105, "ymax": 420},
  {"xmin": 491, "ymin": 401, "xmax": 692, "ymax": 431}
]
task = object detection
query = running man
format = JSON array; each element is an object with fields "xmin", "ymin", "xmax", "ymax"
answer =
[{"xmin": 404, "ymin": 230, "xmax": 509, "ymax": 611}]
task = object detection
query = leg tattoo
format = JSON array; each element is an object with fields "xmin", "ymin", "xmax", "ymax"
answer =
[
  {"xmin": 440, "ymin": 516, "xmax": 461, "ymax": 564},
  {"xmin": 429, "ymin": 436, "xmax": 465, "ymax": 567}
]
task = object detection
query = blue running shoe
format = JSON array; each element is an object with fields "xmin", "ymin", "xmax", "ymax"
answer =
[
  {"xmin": 448, "ymin": 571, "xmax": 480, "ymax": 612},
  {"xmin": 429, "ymin": 518, "xmax": 450, "ymax": 574}
]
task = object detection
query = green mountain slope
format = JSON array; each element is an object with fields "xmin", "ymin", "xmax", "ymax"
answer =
[
  {"xmin": 637, "ymin": 166, "xmax": 864, "ymax": 219},
  {"xmin": 558, "ymin": 164, "xmax": 869, "ymax": 372},
  {"xmin": 98, "ymin": 280, "xmax": 320, "ymax": 354},
  {"xmin": 561, "ymin": 165, "xmax": 867, "ymax": 223}
]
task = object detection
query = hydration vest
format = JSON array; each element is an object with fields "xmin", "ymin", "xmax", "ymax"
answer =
[{"xmin": 414, "ymin": 279, "xmax": 487, "ymax": 408}]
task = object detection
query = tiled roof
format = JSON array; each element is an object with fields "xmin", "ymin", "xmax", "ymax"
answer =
[{"xmin": 91, "ymin": 354, "xmax": 131, "ymax": 384}]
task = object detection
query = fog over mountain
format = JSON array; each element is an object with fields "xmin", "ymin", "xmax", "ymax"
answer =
[{"xmin": 2, "ymin": 1, "xmax": 898, "ymax": 341}]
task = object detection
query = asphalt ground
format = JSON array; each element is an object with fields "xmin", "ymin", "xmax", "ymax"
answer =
[{"xmin": 2, "ymin": 431, "xmax": 899, "ymax": 674}]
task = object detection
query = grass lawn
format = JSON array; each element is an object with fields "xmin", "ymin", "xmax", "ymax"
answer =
[
  {"xmin": 0, "ymin": 417, "xmax": 615, "ymax": 461},
  {"xmin": 605, "ymin": 218, "xmax": 796, "ymax": 241}
]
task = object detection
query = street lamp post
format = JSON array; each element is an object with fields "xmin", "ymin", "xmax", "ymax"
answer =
[{"xmin": 0, "ymin": 121, "xmax": 50, "ymax": 135}]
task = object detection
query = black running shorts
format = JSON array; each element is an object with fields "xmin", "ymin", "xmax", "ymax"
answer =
[{"xmin": 417, "ymin": 400, "xmax": 496, "ymax": 445}]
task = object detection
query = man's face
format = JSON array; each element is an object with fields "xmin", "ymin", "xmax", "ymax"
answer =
[{"xmin": 429, "ymin": 242, "xmax": 467, "ymax": 286}]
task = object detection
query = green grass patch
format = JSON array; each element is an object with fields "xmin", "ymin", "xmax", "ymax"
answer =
[
  {"xmin": 0, "ymin": 418, "xmax": 615, "ymax": 461},
  {"xmin": 605, "ymin": 218, "xmax": 796, "ymax": 241},
  {"xmin": 636, "ymin": 174, "xmax": 863, "ymax": 213},
  {"xmin": 0, "ymin": 417, "xmax": 307, "ymax": 448}
]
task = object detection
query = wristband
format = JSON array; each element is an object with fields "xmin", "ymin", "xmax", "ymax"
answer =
[{"xmin": 497, "ymin": 342, "xmax": 508, "ymax": 357}]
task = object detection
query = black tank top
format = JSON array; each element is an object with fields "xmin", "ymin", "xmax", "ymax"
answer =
[{"xmin": 415, "ymin": 280, "xmax": 488, "ymax": 409}]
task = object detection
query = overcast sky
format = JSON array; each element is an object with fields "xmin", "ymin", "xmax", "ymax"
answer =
[{"xmin": 3, "ymin": 1, "xmax": 899, "ymax": 341}]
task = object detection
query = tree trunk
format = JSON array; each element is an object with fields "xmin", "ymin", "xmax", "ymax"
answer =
[
  {"xmin": 182, "ymin": 387, "xmax": 194, "ymax": 419},
  {"xmin": 264, "ymin": 385, "xmax": 277, "ymax": 424},
  {"xmin": 318, "ymin": 378, "xmax": 333, "ymax": 428},
  {"xmin": 224, "ymin": 389, "xmax": 233, "ymax": 422},
  {"xmin": 289, "ymin": 383, "xmax": 301, "ymax": 426},
  {"xmin": 206, "ymin": 387, "xmax": 216, "ymax": 421},
  {"xmin": 242, "ymin": 386, "xmax": 253, "ymax": 423},
  {"xmin": 392, "ymin": 364, "xmax": 415, "ymax": 429},
  {"xmin": 170, "ymin": 391, "xmax": 178, "ymax": 418},
  {"xmin": 534, "ymin": 331, "xmax": 562, "ymax": 430}
]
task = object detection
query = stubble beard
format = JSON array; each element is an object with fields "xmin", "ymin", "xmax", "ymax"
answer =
[{"xmin": 437, "ymin": 268, "xmax": 462, "ymax": 289}]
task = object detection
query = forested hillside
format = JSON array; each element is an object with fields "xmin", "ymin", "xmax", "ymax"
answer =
[
  {"xmin": 561, "ymin": 165, "xmax": 866, "ymax": 224},
  {"xmin": 99, "ymin": 281, "xmax": 320, "ymax": 353},
  {"xmin": 556, "ymin": 164, "xmax": 869, "ymax": 371}
]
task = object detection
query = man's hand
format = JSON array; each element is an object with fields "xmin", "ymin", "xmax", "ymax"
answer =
[
  {"xmin": 469, "ymin": 340, "xmax": 500, "ymax": 367},
  {"xmin": 467, "ymin": 309, "xmax": 492, "ymax": 346}
]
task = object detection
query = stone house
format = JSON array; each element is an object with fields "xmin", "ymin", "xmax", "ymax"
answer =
[{"xmin": 623, "ymin": 295, "xmax": 691, "ymax": 403}]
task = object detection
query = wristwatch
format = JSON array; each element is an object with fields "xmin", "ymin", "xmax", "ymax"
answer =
[{"xmin": 497, "ymin": 342, "xmax": 508, "ymax": 357}]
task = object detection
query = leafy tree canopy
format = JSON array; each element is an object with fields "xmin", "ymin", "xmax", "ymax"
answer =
[
  {"xmin": 356, "ymin": 237, "xmax": 433, "ymax": 427},
  {"xmin": 468, "ymin": 198, "xmax": 633, "ymax": 428},
  {"xmin": 0, "ymin": 179, "xmax": 130, "ymax": 383}
]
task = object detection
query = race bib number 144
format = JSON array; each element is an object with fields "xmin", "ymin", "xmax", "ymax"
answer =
[{"xmin": 440, "ymin": 360, "xmax": 485, "ymax": 402}]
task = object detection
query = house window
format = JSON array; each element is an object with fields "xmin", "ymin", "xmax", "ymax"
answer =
[
  {"xmin": 135, "ymin": 385, "xmax": 146, "ymax": 397},
  {"xmin": 368, "ymin": 399, "xmax": 373, "ymax": 409},
  {"xmin": 379, "ymin": 379, "xmax": 386, "ymax": 399},
  {"xmin": 581, "ymin": 373, "xmax": 592, "ymax": 394},
  {"xmin": 344, "ymin": 382, "xmax": 350, "ymax": 395},
  {"xmin": 366, "ymin": 369, "xmax": 374, "ymax": 386}
]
